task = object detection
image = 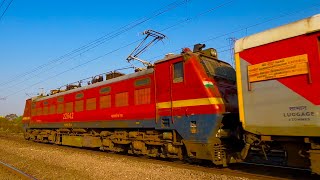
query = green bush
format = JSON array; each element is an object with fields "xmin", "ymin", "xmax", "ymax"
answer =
[{"xmin": 0, "ymin": 116, "xmax": 24, "ymax": 133}]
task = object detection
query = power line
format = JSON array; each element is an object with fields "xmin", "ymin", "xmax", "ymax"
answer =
[
  {"xmin": 0, "ymin": 0, "xmax": 13, "ymax": 21},
  {"xmin": 0, "ymin": 0, "xmax": 6, "ymax": 9},
  {"xmin": 0, "ymin": 0, "xmax": 190, "ymax": 88},
  {"xmin": 149, "ymin": 3, "xmax": 320, "ymax": 63},
  {"xmin": 5, "ymin": 1, "xmax": 317, "ymax": 98},
  {"xmin": 3, "ymin": 40, "xmax": 140, "ymax": 98},
  {"xmin": 160, "ymin": 0, "xmax": 234, "ymax": 32},
  {"xmin": 1, "ymin": 0, "xmax": 234, "ymax": 98}
]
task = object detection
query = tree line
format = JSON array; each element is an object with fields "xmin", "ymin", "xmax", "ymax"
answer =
[{"xmin": 0, "ymin": 114, "xmax": 23, "ymax": 133}]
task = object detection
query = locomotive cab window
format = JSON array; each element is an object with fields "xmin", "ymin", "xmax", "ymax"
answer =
[
  {"xmin": 173, "ymin": 61, "xmax": 184, "ymax": 83},
  {"xmin": 200, "ymin": 56, "xmax": 236, "ymax": 82}
]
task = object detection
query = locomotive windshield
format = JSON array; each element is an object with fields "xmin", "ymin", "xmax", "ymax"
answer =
[{"xmin": 200, "ymin": 56, "xmax": 236, "ymax": 82}]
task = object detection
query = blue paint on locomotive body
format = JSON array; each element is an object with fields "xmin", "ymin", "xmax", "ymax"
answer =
[
  {"xmin": 156, "ymin": 114, "xmax": 222, "ymax": 143},
  {"xmin": 27, "ymin": 113, "xmax": 222, "ymax": 144}
]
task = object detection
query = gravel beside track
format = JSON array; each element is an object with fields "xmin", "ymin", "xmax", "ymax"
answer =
[
  {"xmin": 0, "ymin": 166, "xmax": 21, "ymax": 180},
  {"xmin": 0, "ymin": 133, "xmax": 316, "ymax": 180},
  {"xmin": 0, "ymin": 133, "xmax": 249, "ymax": 180},
  {"xmin": 0, "ymin": 160, "xmax": 36, "ymax": 180}
]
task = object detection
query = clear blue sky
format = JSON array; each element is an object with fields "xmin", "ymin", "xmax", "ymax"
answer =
[{"xmin": 0, "ymin": 0, "xmax": 319, "ymax": 115}]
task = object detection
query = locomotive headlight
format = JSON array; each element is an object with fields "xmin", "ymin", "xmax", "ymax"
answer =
[{"xmin": 210, "ymin": 48, "xmax": 217, "ymax": 58}]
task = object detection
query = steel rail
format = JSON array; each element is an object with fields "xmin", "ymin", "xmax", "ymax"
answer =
[{"xmin": 0, "ymin": 160, "xmax": 36, "ymax": 180}]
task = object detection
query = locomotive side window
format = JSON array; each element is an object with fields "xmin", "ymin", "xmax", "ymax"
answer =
[
  {"xmin": 100, "ymin": 87, "xmax": 111, "ymax": 94},
  {"xmin": 49, "ymin": 105, "xmax": 56, "ymax": 114},
  {"xmin": 75, "ymin": 93, "xmax": 84, "ymax": 99},
  {"xmin": 116, "ymin": 92, "xmax": 128, "ymax": 107},
  {"xmin": 100, "ymin": 95, "xmax": 111, "ymax": 109},
  {"xmin": 135, "ymin": 78, "xmax": 150, "ymax": 87},
  {"xmin": 43, "ymin": 106, "xmax": 49, "ymax": 115},
  {"xmin": 57, "ymin": 104, "xmax": 64, "ymax": 114},
  {"xmin": 57, "ymin": 96, "xmax": 64, "ymax": 103},
  {"xmin": 86, "ymin": 98, "xmax": 97, "ymax": 110},
  {"xmin": 173, "ymin": 62, "xmax": 184, "ymax": 83},
  {"xmin": 65, "ymin": 102, "xmax": 73, "ymax": 113},
  {"xmin": 31, "ymin": 102, "xmax": 36, "ymax": 116},
  {"xmin": 75, "ymin": 100, "xmax": 84, "ymax": 112},
  {"xmin": 134, "ymin": 88, "xmax": 150, "ymax": 105},
  {"xmin": 36, "ymin": 108, "xmax": 42, "ymax": 116}
]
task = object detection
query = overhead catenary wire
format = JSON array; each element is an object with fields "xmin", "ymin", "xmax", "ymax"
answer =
[
  {"xmin": 0, "ymin": 0, "xmax": 230, "ymax": 93},
  {"xmin": 160, "ymin": 0, "xmax": 234, "ymax": 32},
  {"xmin": 3, "ymin": 2, "xmax": 319, "ymax": 98},
  {"xmin": 0, "ymin": 0, "xmax": 7, "ymax": 9},
  {"xmin": 0, "ymin": 0, "xmax": 190, "ymax": 88},
  {"xmin": 1, "ymin": 0, "xmax": 234, "ymax": 98},
  {"xmin": 3, "ymin": 40, "xmax": 140, "ymax": 98},
  {"xmin": 0, "ymin": 0, "xmax": 13, "ymax": 21},
  {"xmin": 149, "ymin": 3, "xmax": 320, "ymax": 63}
]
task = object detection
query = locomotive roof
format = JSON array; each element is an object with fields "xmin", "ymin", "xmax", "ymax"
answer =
[
  {"xmin": 234, "ymin": 14, "xmax": 320, "ymax": 53},
  {"xmin": 154, "ymin": 53, "xmax": 182, "ymax": 64},
  {"xmin": 35, "ymin": 68, "xmax": 154, "ymax": 101}
]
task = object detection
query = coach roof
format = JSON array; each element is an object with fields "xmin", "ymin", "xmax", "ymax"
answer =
[{"xmin": 234, "ymin": 14, "xmax": 320, "ymax": 53}]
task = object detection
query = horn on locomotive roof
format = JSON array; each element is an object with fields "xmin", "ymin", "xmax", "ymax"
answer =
[{"xmin": 126, "ymin": 30, "xmax": 166, "ymax": 69}]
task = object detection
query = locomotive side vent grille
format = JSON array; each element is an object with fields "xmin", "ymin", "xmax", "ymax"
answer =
[{"xmin": 162, "ymin": 118, "xmax": 170, "ymax": 128}]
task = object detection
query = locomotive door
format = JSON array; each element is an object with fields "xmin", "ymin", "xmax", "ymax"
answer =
[{"xmin": 155, "ymin": 57, "xmax": 185, "ymax": 129}]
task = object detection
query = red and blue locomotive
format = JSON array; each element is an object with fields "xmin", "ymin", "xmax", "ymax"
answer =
[{"xmin": 22, "ymin": 45, "xmax": 243, "ymax": 165}]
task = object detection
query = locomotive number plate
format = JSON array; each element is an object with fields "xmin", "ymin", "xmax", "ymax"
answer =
[{"xmin": 63, "ymin": 112, "xmax": 74, "ymax": 120}]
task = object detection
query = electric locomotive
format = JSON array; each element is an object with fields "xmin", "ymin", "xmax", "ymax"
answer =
[{"xmin": 22, "ymin": 44, "xmax": 245, "ymax": 166}]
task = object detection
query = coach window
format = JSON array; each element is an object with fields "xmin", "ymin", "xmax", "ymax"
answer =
[
  {"xmin": 173, "ymin": 61, "xmax": 184, "ymax": 83},
  {"xmin": 116, "ymin": 92, "xmax": 128, "ymax": 107},
  {"xmin": 86, "ymin": 98, "xmax": 96, "ymax": 110}
]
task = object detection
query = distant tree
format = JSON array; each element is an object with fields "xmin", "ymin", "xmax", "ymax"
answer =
[{"xmin": 5, "ymin": 114, "xmax": 18, "ymax": 121}]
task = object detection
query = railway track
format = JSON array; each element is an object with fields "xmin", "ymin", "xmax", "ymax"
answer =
[
  {"xmin": 1, "ymin": 134, "xmax": 318, "ymax": 180},
  {"xmin": 129, "ymin": 156, "xmax": 315, "ymax": 180},
  {"xmin": 25, "ymin": 141, "xmax": 319, "ymax": 180},
  {"xmin": 0, "ymin": 160, "xmax": 36, "ymax": 180}
]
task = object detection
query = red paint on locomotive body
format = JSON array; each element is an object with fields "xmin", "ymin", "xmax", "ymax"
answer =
[
  {"xmin": 26, "ymin": 49, "xmax": 236, "ymax": 127},
  {"xmin": 30, "ymin": 73, "xmax": 156, "ymax": 124},
  {"xmin": 155, "ymin": 53, "xmax": 225, "ymax": 119}
]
